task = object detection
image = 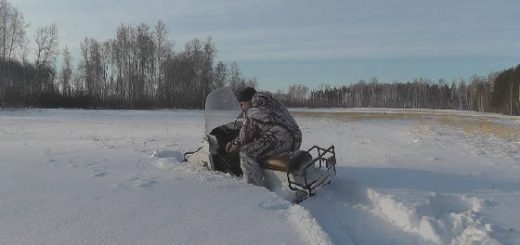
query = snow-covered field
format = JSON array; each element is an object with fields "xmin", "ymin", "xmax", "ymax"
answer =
[{"xmin": 1, "ymin": 109, "xmax": 519, "ymax": 244}]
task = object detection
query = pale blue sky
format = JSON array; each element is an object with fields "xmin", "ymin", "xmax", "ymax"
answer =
[{"xmin": 13, "ymin": 0, "xmax": 520, "ymax": 90}]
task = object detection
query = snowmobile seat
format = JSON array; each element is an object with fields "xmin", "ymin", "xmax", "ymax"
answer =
[{"xmin": 259, "ymin": 150, "xmax": 313, "ymax": 173}]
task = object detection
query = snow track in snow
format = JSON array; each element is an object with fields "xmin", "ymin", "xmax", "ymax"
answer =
[
  {"xmin": 302, "ymin": 177, "xmax": 499, "ymax": 244},
  {"xmin": 365, "ymin": 187, "xmax": 498, "ymax": 244}
]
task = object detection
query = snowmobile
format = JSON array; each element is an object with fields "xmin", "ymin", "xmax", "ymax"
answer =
[{"xmin": 184, "ymin": 87, "xmax": 336, "ymax": 203}]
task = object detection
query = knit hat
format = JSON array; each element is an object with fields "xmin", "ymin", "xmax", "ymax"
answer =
[{"xmin": 238, "ymin": 87, "xmax": 257, "ymax": 102}]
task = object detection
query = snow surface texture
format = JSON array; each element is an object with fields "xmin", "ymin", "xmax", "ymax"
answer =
[{"xmin": 1, "ymin": 109, "xmax": 519, "ymax": 244}]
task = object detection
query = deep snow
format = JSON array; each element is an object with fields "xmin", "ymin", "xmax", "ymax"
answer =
[{"xmin": 1, "ymin": 109, "xmax": 519, "ymax": 244}]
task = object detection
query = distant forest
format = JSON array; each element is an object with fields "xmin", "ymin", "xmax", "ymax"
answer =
[
  {"xmin": 275, "ymin": 66, "xmax": 520, "ymax": 116},
  {"xmin": 0, "ymin": 0, "xmax": 519, "ymax": 115}
]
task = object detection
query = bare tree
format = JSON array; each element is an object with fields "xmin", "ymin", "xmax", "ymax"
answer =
[
  {"xmin": 7, "ymin": 8, "xmax": 26, "ymax": 60},
  {"xmin": 154, "ymin": 20, "xmax": 172, "ymax": 99},
  {"xmin": 60, "ymin": 46, "xmax": 72, "ymax": 96},
  {"xmin": 213, "ymin": 61, "xmax": 227, "ymax": 89},
  {"xmin": 34, "ymin": 24, "xmax": 58, "ymax": 67},
  {"xmin": 0, "ymin": 0, "xmax": 9, "ymax": 60},
  {"xmin": 228, "ymin": 62, "xmax": 241, "ymax": 93},
  {"xmin": 0, "ymin": 0, "xmax": 28, "ymax": 61}
]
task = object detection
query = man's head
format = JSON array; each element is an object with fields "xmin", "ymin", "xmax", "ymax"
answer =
[{"xmin": 238, "ymin": 87, "xmax": 256, "ymax": 111}]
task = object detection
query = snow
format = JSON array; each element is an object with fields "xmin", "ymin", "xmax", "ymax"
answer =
[{"xmin": 1, "ymin": 108, "xmax": 519, "ymax": 244}]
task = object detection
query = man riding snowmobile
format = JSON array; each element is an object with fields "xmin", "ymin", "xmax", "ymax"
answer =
[
  {"xmin": 226, "ymin": 87, "xmax": 302, "ymax": 186},
  {"xmin": 185, "ymin": 86, "xmax": 336, "ymax": 203}
]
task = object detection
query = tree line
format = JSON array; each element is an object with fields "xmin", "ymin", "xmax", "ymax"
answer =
[
  {"xmin": 0, "ymin": 0, "xmax": 256, "ymax": 109},
  {"xmin": 272, "ymin": 65, "xmax": 519, "ymax": 116},
  {"xmin": 74, "ymin": 23, "xmax": 257, "ymax": 109}
]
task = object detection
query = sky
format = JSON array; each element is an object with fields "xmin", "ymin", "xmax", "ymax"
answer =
[{"xmin": 12, "ymin": 0, "xmax": 520, "ymax": 91}]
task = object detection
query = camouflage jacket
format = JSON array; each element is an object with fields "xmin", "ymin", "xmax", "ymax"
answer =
[{"xmin": 234, "ymin": 92, "xmax": 302, "ymax": 147}]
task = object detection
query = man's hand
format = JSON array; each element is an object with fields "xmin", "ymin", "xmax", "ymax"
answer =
[{"xmin": 225, "ymin": 142, "xmax": 239, "ymax": 153}]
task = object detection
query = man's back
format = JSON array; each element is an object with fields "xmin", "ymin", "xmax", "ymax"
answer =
[{"xmin": 246, "ymin": 92, "xmax": 301, "ymax": 145}]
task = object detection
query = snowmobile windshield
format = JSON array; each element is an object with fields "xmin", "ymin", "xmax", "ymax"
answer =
[{"xmin": 204, "ymin": 87, "xmax": 242, "ymax": 134}]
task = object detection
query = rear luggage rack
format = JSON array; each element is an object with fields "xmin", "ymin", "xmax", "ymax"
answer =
[{"xmin": 287, "ymin": 145, "xmax": 336, "ymax": 196}]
